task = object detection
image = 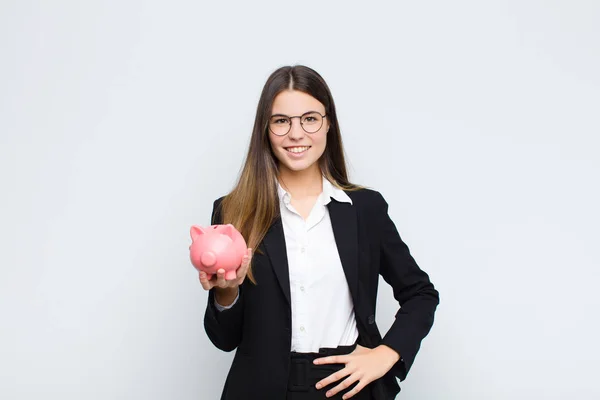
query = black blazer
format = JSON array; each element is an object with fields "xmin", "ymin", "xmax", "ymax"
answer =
[{"xmin": 204, "ymin": 188, "xmax": 439, "ymax": 400}]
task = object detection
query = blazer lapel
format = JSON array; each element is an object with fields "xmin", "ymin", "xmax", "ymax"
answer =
[
  {"xmin": 327, "ymin": 199, "xmax": 360, "ymax": 308},
  {"xmin": 262, "ymin": 216, "xmax": 291, "ymax": 306}
]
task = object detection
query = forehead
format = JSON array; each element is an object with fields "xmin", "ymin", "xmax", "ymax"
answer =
[{"xmin": 271, "ymin": 90, "xmax": 325, "ymax": 115}]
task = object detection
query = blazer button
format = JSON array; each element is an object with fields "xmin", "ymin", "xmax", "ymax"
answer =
[{"xmin": 367, "ymin": 314, "xmax": 375, "ymax": 325}]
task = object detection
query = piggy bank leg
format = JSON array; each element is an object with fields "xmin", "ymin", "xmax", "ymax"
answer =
[{"xmin": 224, "ymin": 270, "xmax": 237, "ymax": 280}]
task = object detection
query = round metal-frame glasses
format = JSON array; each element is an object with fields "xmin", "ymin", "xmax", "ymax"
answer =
[{"xmin": 268, "ymin": 111, "xmax": 327, "ymax": 136}]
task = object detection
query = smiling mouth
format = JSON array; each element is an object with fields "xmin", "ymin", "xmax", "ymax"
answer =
[{"xmin": 285, "ymin": 146, "xmax": 311, "ymax": 153}]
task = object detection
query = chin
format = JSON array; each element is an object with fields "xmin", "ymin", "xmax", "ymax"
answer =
[
  {"xmin": 279, "ymin": 159, "xmax": 315, "ymax": 173},
  {"xmin": 283, "ymin": 162, "xmax": 310, "ymax": 172}
]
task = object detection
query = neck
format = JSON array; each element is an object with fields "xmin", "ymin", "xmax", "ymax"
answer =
[{"xmin": 278, "ymin": 164, "xmax": 322, "ymax": 198}]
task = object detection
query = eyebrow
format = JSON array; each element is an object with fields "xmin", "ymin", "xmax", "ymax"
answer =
[{"xmin": 270, "ymin": 110, "xmax": 322, "ymax": 117}]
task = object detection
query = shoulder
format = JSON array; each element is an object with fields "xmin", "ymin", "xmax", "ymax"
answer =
[
  {"xmin": 343, "ymin": 187, "xmax": 391, "ymax": 223},
  {"xmin": 213, "ymin": 195, "xmax": 226, "ymax": 208},
  {"xmin": 211, "ymin": 195, "xmax": 227, "ymax": 224},
  {"xmin": 344, "ymin": 187, "xmax": 387, "ymax": 210},
  {"xmin": 342, "ymin": 188, "xmax": 392, "ymax": 235}
]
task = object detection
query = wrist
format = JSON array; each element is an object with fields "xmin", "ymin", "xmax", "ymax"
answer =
[
  {"xmin": 214, "ymin": 286, "xmax": 238, "ymax": 306},
  {"xmin": 376, "ymin": 344, "xmax": 401, "ymax": 365},
  {"xmin": 214, "ymin": 285, "xmax": 237, "ymax": 295}
]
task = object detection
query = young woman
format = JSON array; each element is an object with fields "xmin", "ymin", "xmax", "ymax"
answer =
[{"xmin": 199, "ymin": 65, "xmax": 439, "ymax": 400}]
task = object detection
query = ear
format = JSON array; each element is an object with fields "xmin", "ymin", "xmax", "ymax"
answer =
[{"xmin": 190, "ymin": 225, "xmax": 206, "ymax": 241}]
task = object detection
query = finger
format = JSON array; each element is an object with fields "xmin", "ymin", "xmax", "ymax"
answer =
[
  {"xmin": 341, "ymin": 379, "xmax": 368, "ymax": 400},
  {"xmin": 242, "ymin": 248, "xmax": 253, "ymax": 268},
  {"xmin": 236, "ymin": 249, "xmax": 253, "ymax": 284},
  {"xmin": 314, "ymin": 355, "xmax": 345, "ymax": 365},
  {"xmin": 241, "ymin": 250, "xmax": 252, "ymax": 269},
  {"xmin": 198, "ymin": 271, "xmax": 212, "ymax": 291},
  {"xmin": 215, "ymin": 269, "xmax": 227, "ymax": 288},
  {"xmin": 236, "ymin": 263, "xmax": 248, "ymax": 285},
  {"xmin": 315, "ymin": 366, "xmax": 350, "ymax": 391},
  {"xmin": 326, "ymin": 374, "xmax": 360, "ymax": 398}
]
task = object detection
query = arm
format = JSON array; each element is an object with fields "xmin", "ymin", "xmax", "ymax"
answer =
[
  {"xmin": 203, "ymin": 197, "xmax": 244, "ymax": 352},
  {"xmin": 376, "ymin": 192, "xmax": 440, "ymax": 381}
]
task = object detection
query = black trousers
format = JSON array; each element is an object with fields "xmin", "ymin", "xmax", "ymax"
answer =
[{"xmin": 286, "ymin": 343, "xmax": 374, "ymax": 400}]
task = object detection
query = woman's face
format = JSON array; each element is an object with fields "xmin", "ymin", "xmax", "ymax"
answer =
[{"xmin": 268, "ymin": 90, "xmax": 329, "ymax": 174}]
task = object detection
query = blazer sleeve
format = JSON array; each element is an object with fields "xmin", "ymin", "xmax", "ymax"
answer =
[
  {"xmin": 375, "ymin": 191, "xmax": 440, "ymax": 381},
  {"xmin": 203, "ymin": 197, "xmax": 245, "ymax": 352}
]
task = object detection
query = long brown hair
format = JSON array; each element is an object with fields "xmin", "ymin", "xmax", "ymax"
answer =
[{"xmin": 218, "ymin": 65, "xmax": 363, "ymax": 283}]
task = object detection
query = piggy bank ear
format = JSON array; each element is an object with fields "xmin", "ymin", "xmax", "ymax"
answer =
[
  {"xmin": 190, "ymin": 225, "xmax": 207, "ymax": 241},
  {"xmin": 220, "ymin": 224, "xmax": 235, "ymax": 238}
]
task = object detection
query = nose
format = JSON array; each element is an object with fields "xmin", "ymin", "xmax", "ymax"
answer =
[{"xmin": 287, "ymin": 117, "xmax": 305, "ymax": 139}]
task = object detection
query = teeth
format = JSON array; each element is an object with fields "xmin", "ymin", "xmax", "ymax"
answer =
[{"xmin": 287, "ymin": 146, "xmax": 309, "ymax": 153}]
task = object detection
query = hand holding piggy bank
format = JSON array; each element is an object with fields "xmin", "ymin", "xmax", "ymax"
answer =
[{"xmin": 189, "ymin": 224, "xmax": 248, "ymax": 281}]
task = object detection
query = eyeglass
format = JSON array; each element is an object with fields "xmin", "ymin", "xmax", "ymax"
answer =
[{"xmin": 268, "ymin": 111, "xmax": 327, "ymax": 136}]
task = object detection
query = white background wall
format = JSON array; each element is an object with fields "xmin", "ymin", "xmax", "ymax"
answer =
[{"xmin": 1, "ymin": 1, "xmax": 599, "ymax": 399}]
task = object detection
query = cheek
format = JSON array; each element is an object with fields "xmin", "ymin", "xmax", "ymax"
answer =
[
  {"xmin": 313, "ymin": 132, "xmax": 327, "ymax": 151},
  {"xmin": 268, "ymin": 135, "xmax": 282, "ymax": 151},
  {"xmin": 268, "ymin": 135, "xmax": 287, "ymax": 162}
]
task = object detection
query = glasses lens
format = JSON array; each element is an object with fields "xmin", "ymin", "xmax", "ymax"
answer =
[
  {"xmin": 269, "ymin": 115, "xmax": 291, "ymax": 136},
  {"xmin": 301, "ymin": 112, "xmax": 323, "ymax": 133}
]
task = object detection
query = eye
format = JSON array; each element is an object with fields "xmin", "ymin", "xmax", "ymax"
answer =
[
  {"xmin": 304, "ymin": 116, "xmax": 316, "ymax": 122},
  {"xmin": 274, "ymin": 118, "xmax": 288, "ymax": 124}
]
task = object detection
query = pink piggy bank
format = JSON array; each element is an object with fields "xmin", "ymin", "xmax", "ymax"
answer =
[{"xmin": 189, "ymin": 224, "xmax": 247, "ymax": 280}]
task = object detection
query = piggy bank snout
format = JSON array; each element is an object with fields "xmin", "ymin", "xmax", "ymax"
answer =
[{"xmin": 201, "ymin": 251, "xmax": 217, "ymax": 267}]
